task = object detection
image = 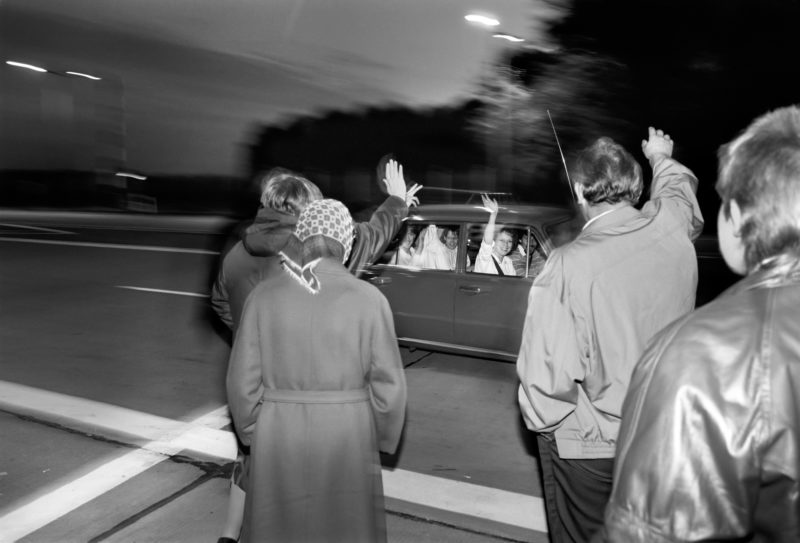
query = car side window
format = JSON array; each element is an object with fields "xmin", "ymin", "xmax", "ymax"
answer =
[
  {"xmin": 380, "ymin": 222, "xmax": 461, "ymax": 271},
  {"xmin": 466, "ymin": 225, "xmax": 547, "ymax": 278}
]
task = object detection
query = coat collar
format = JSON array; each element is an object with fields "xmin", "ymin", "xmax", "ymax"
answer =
[
  {"xmin": 723, "ymin": 253, "xmax": 800, "ymax": 296},
  {"xmin": 578, "ymin": 205, "xmax": 639, "ymax": 237}
]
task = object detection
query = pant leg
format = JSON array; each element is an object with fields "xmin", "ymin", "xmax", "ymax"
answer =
[
  {"xmin": 537, "ymin": 433, "xmax": 566, "ymax": 542},
  {"xmin": 537, "ymin": 434, "xmax": 614, "ymax": 543}
]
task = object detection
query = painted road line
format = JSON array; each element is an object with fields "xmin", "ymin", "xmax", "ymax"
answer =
[
  {"xmin": 0, "ymin": 223, "xmax": 74, "ymax": 234},
  {"xmin": 0, "ymin": 237, "xmax": 218, "ymax": 254},
  {"xmin": 116, "ymin": 286, "xmax": 210, "ymax": 298},
  {"xmin": 0, "ymin": 381, "xmax": 234, "ymax": 460},
  {"xmin": 383, "ymin": 468, "xmax": 547, "ymax": 533},
  {"xmin": 0, "ymin": 380, "xmax": 547, "ymax": 535},
  {"xmin": 0, "ymin": 405, "xmax": 231, "ymax": 543}
]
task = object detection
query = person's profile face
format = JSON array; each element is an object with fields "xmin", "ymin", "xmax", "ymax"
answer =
[
  {"xmin": 444, "ymin": 230, "xmax": 458, "ymax": 250},
  {"xmin": 401, "ymin": 229, "xmax": 415, "ymax": 248},
  {"xmin": 717, "ymin": 204, "xmax": 747, "ymax": 275},
  {"xmin": 494, "ymin": 232, "xmax": 514, "ymax": 257}
]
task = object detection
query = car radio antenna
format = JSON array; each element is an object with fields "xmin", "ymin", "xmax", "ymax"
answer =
[{"xmin": 547, "ymin": 109, "xmax": 576, "ymax": 204}]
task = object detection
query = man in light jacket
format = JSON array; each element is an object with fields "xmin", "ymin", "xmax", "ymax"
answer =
[
  {"xmin": 516, "ymin": 127, "xmax": 704, "ymax": 542},
  {"xmin": 596, "ymin": 106, "xmax": 800, "ymax": 542}
]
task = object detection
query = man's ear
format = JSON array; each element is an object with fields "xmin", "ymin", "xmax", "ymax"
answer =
[{"xmin": 573, "ymin": 183, "xmax": 585, "ymax": 205}]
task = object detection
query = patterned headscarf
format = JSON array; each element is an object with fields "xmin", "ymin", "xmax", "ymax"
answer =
[{"xmin": 279, "ymin": 199, "xmax": 354, "ymax": 293}]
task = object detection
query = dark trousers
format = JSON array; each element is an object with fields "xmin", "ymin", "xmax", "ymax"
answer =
[{"xmin": 537, "ymin": 433, "xmax": 614, "ymax": 543}]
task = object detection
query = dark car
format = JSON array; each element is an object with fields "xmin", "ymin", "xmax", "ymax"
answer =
[{"xmin": 360, "ymin": 203, "xmax": 582, "ymax": 362}]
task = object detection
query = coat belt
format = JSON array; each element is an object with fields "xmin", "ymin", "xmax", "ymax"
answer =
[{"xmin": 261, "ymin": 387, "xmax": 370, "ymax": 404}]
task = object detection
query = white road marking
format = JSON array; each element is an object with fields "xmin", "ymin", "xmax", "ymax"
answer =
[
  {"xmin": 383, "ymin": 469, "xmax": 547, "ymax": 533},
  {"xmin": 116, "ymin": 286, "xmax": 210, "ymax": 298},
  {"xmin": 0, "ymin": 381, "xmax": 233, "ymax": 542},
  {"xmin": 0, "ymin": 380, "xmax": 548, "ymax": 537},
  {"xmin": 0, "ymin": 223, "xmax": 74, "ymax": 234},
  {"xmin": 0, "ymin": 237, "xmax": 218, "ymax": 254}
]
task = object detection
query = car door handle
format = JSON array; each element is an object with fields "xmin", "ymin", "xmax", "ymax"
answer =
[
  {"xmin": 458, "ymin": 285, "xmax": 482, "ymax": 295},
  {"xmin": 369, "ymin": 276, "xmax": 391, "ymax": 285}
]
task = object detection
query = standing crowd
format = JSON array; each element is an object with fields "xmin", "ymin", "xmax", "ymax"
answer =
[{"xmin": 211, "ymin": 106, "xmax": 800, "ymax": 542}]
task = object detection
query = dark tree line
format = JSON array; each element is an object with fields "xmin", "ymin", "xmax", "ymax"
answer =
[
  {"xmin": 485, "ymin": 0, "xmax": 800, "ymax": 219},
  {"xmin": 247, "ymin": 103, "xmax": 485, "ymax": 181}
]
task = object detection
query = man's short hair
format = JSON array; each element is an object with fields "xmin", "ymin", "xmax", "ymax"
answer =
[
  {"xmin": 716, "ymin": 106, "xmax": 800, "ymax": 270},
  {"xmin": 574, "ymin": 137, "xmax": 643, "ymax": 205},
  {"xmin": 258, "ymin": 168, "xmax": 323, "ymax": 216}
]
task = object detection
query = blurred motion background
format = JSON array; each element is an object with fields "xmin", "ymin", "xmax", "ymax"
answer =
[{"xmin": 2, "ymin": 0, "xmax": 799, "ymax": 224}]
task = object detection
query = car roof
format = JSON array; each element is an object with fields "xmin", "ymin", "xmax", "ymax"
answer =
[{"xmin": 406, "ymin": 204, "xmax": 576, "ymax": 226}]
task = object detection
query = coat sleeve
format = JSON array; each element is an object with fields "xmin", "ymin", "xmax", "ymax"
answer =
[
  {"xmin": 225, "ymin": 289, "xmax": 266, "ymax": 446},
  {"xmin": 210, "ymin": 266, "xmax": 234, "ymax": 330},
  {"xmin": 516, "ymin": 252, "xmax": 584, "ymax": 432},
  {"xmin": 368, "ymin": 291, "xmax": 408, "ymax": 454},
  {"xmin": 598, "ymin": 318, "xmax": 764, "ymax": 542},
  {"xmin": 347, "ymin": 196, "xmax": 408, "ymax": 274},
  {"xmin": 642, "ymin": 156, "xmax": 704, "ymax": 241}
]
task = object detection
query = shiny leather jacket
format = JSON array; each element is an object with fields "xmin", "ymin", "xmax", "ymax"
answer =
[{"xmin": 597, "ymin": 254, "xmax": 800, "ymax": 542}]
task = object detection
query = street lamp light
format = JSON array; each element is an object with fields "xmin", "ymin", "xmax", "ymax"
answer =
[
  {"xmin": 492, "ymin": 33, "xmax": 524, "ymax": 43},
  {"xmin": 66, "ymin": 71, "xmax": 102, "ymax": 81},
  {"xmin": 464, "ymin": 13, "xmax": 500, "ymax": 27},
  {"xmin": 6, "ymin": 60, "xmax": 47, "ymax": 73}
]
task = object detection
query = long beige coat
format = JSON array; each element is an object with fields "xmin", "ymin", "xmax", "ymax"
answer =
[{"xmin": 226, "ymin": 258, "xmax": 407, "ymax": 543}]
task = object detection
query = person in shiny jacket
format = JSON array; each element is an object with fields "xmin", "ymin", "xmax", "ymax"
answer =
[{"xmin": 597, "ymin": 105, "xmax": 800, "ymax": 542}]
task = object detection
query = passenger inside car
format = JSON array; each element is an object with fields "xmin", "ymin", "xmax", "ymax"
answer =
[
  {"xmin": 509, "ymin": 231, "xmax": 547, "ymax": 278},
  {"xmin": 390, "ymin": 226, "xmax": 419, "ymax": 266},
  {"xmin": 472, "ymin": 195, "xmax": 517, "ymax": 276},
  {"xmin": 382, "ymin": 223, "xmax": 464, "ymax": 270},
  {"xmin": 415, "ymin": 224, "xmax": 459, "ymax": 270}
]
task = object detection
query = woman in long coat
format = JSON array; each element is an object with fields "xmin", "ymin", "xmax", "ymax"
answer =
[{"xmin": 226, "ymin": 199, "xmax": 407, "ymax": 543}]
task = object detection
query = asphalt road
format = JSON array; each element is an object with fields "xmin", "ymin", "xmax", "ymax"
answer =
[{"xmin": 0, "ymin": 210, "xmax": 548, "ymax": 542}]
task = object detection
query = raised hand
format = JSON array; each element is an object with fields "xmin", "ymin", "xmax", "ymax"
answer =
[
  {"xmin": 642, "ymin": 126, "xmax": 674, "ymax": 162},
  {"xmin": 481, "ymin": 193, "xmax": 499, "ymax": 214},
  {"xmin": 382, "ymin": 159, "xmax": 406, "ymax": 200}
]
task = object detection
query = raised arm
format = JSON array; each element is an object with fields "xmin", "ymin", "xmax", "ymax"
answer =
[
  {"xmin": 481, "ymin": 194, "xmax": 499, "ymax": 244},
  {"xmin": 347, "ymin": 159, "xmax": 423, "ymax": 275},
  {"xmin": 641, "ymin": 127, "xmax": 704, "ymax": 240}
]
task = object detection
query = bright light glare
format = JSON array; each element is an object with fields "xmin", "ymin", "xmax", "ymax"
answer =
[
  {"xmin": 464, "ymin": 14, "xmax": 500, "ymax": 27},
  {"xmin": 6, "ymin": 60, "xmax": 47, "ymax": 73},
  {"xmin": 116, "ymin": 172, "xmax": 147, "ymax": 181},
  {"xmin": 66, "ymin": 71, "xmax": 101, "ymax": 81},
  {"xmin": 493, "ymin": 34, "xmax": 525, "ymax": 43}
]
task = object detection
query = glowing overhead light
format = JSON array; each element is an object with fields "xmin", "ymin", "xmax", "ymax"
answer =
[
  {"xmin": 493, "ymin": 34, "xmax": 525, "ymax": 43},
  {"xmin": 6, "ymin": 60, "xmax": 47, "ymax": 73},
  {"xmin": 66, "ymin": 71, "xmax": 101, "ymax": 81},
  {"xmin": 464, "ymin": 14, "xmax": 500, "ymax": 27},
  {"xmin": 115, "ymin": 171, "xmax": 147, "ymax": 181}
]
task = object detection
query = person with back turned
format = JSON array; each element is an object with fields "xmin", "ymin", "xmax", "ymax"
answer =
[{"xmin": 516, "ymin": 126, "xmax": 704, "ymax": 542}]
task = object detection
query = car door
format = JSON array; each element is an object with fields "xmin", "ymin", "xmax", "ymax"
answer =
[
  {"xmin": 361, "ymin": 221, "xmax": 460, "ymax": 348},
  {"xmin": 453, "ymin": 225, "xmax": 544, "ymax": 358}
]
